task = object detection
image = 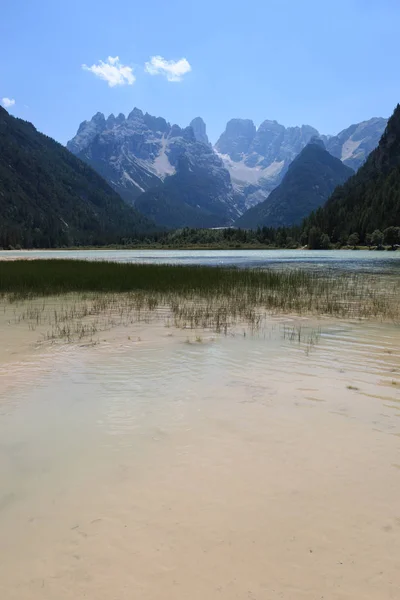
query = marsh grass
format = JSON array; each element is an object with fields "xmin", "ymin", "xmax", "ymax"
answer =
[
  {"xmin": 0, "ymin": 260, "xmax": 399, "ymax": 345},
  {"xmin": 0, "ymin": 259, "xmax": 317, "ymax": 297}
]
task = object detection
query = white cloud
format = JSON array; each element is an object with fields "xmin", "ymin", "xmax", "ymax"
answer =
[
  {"xmin": 2, "ymin": 97, "xmax": 15, "ymax": 108},
  {"xmin": 82, "ymin": 56, "xmax": 135, "ymax": 87},
  {"xmin": 144, "ymin": 56, "xmax": 191, "ymax": 82}
]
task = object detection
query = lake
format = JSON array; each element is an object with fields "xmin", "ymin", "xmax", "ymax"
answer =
[
  {"xmin": 1, "ymin": 248, "xmax": 400, "ymax": 274},
  {"xmin": 0, "ymin": 290, "xmax": 399, "ymax": 599}
]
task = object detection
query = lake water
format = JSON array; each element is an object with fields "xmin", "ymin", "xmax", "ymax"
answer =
[
  {"xmin": 0, "ymin": 295, "xmax": 399, "ymax": 599},
  {"xmin": 1, "ymin": 248, "xmax": 400, "ymax": 274}
]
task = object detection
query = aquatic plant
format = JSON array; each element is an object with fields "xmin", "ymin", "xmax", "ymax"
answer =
[{"xmin": 0, "ymin": 260, "xmax": 399, "ymax": 346}]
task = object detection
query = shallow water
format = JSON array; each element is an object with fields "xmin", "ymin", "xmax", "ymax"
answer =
[
  {"xmin": 1, "ymin": 248, "xmax": 400, "ymax": 274},
  {"xmin": 0, "ymin": 297, "xmax": 399, "ymax": 599}
]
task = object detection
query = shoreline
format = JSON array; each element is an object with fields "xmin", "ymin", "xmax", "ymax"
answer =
[{"xmin": 1, "ymin": 245, "xmax": 399, "ymax": 255}]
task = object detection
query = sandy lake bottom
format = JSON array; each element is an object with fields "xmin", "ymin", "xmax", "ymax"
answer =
[{"xmin": 0, "ymin": 296, "xmax": 399, "ymax": 599}]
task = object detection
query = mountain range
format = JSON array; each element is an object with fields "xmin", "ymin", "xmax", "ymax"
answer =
[
  {"xmin": 67, "ymin": 109, "xmax": 237, "ymax": 228},
  {"xmin": 236, "ymin": 138, "xmax": 354, "ymax": 229},
  {"xmin": 0, "ymin": 102, "xmax": 397, "ymax": 249},
  {"xmin": 216, "ymin": 117, "xmax": 386, "ymax": 211},
  {"xmin": 67, "ymin": 110, "xmax": 387, "ymax": 229}
]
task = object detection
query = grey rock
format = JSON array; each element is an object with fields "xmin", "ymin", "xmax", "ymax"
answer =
[
  {"xmin": 324, "ymin": 117, "xmax": 387, "ymax": 170},
  {"xmin": 236, "ymin": 140, "xmax": 354, "ymax": 229},
  {"xmin": 67, "ymin": 108, "xmax": 387, "ymax": 228},
  {"xmin": 214, "ymin": 119, "xmax": 319, "ymax": 211},
  {"xmin": 127, "ymin": 107, "xmax": 144, "ymax": 121},
  {"xmin": 213, "ymin": 116, "xmax": 385, "ymax": 213},
  {"xmin": 216, "ymin": 119, "xmax": 257, "ymax": 160},
  {"xmin": 189, "ymin": 117, "xmax": 209, "ymax": 145},
  {"xmin": 67, "ymin": 112, "xmax": 107, "ymax": 155},
  {"xmin": 67, "ymin": 108, "xmax": 237, "ymax": 227}
]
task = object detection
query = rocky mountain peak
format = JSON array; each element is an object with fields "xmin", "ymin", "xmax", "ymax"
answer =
[
  {"xmin": 143, "ymin": 113, "xmax": 169, "ymax": 133},
  {"xmin": 323, "ymin": 117, "xmax": 387, "ymax": 170},
  {"xmin": 67, "ymin": 108, "xmax": 237, "ymax": 228},
  {"xmin": 105, "ymin": 112, "xmax": 126, "ymax": 129},
  {"xmin": 236, "ymin": 137, "xmax": 354, "ymax": 229},
  {"xmin": 189, "ymin": 117, "xmax": 209, "ymax": 145},
  {"xmin": 214, "ymin": 118, "xmax": 321, "ymax": 211},
  {"xmin": 67, "ymin": 112, "xmax": 107, "ymax": 154},
  {"xmin": 67, "ymin": 106, "xmax": 387, "ymax": 229},
  {"xmin": 169, "ymin": 124, "xmax": 184, "ymax": 138},
  {"xmin": 215, "ymin": 119, "xmax": 257, "ymax": 160},
  {"xmin": 249, "ymin": 120, "xmax": 286, "ymax": 161},
  {"xmin": 127, "ymin": 107, "xmax": 144, "ymax": 121},
  {"xmin": 106, "ymin": 113, "xmax": 116, "ymax": 128},
  {"xmin": 182, "ymin": 126, "xmax": 196, "ymax": 141},
  {"xmin": 308, "ymin": 105, "xmax": 399, "ymax": 240},
  {"xmin": 308, "ymin": 136, "xmax": 325, "ymax": 149},
  {"xmin": 91, "ymin": 111, "xmax": 106, "ymax": 125}
]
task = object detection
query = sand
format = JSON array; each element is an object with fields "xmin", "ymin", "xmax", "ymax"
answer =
[{"xmin": 0, "ymin": 297, "xmax": 399, "ymax": 599}]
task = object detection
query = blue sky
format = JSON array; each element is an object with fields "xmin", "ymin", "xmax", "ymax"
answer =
[{"xmin": 1, "ymin": 0, "xmax": 400, "ymax": 144}]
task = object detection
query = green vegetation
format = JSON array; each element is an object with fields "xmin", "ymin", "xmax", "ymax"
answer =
[
  {"xmin": 0, "ymin": 259, "xmax": 320, "ymax": 296},
  {"xmin": 1, "ymin": 104, "xmax": 398, "ymax": 251},
  {"xmin": 0, "ymin": 107, "xmax": 154, "ymax": 249},
  {"xmin": 383, "ymin": 226, "xmax": 400, "ymax": 249},
  {"xmin": 305, "ymin": 225, "xmax": 400, "ymax": 250},
  {"xmin": 116, "ymin": 224, "xmax": 398, "ymax": 250},
  {"xmin": 302, "ymin": 104, "xmax": 400, "ymax": 245},
  {"xmin": 1, "ymin": 261, "xmax": 398, "ymax": 324},
  {"xmin": 127, "ymin": 226, "xmax": 301, "ymax": 249},
  {"xmin": 0, "ymin": 291, "xmax": 322, "ymax": 349},
  {"xmin": 236, "ymin": 140, "xmax": 353, "ymax": 229},
  {"xmin": 159, "ymin": 104, "xmax": 398, "ymax": 249}
]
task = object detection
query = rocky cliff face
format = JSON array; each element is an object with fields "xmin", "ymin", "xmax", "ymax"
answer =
[
  {"xmin": 309, "ymin": 106, "xmax": 400, "ymax": 239},
  {"xmin": 68, "ymin": 108, "xmax": 179, "ymax": 202},
  {"xmin": 322, "ymin": 117, "xmax": 388, "ymax": 171},
  {"xmin": 236, "ymin": 138, "xmax": 354, "ymax": 229},
  {"xmin": 190, "ymin": 117, "xmax": 209, "ymax": 145},
  {"xmin": 215, "ymin": 119, "xmax": 320, "ymax": 209},
  {"xmin": 67, "ymin": 109, "xmax": 238, "ymax": 227},
  {"xmin": 67, "ymin": 108, "xmax": 387, "ymax": 228},
  {"xmin": 216, "ymin": 119, "xmax": 257, "ymax": 160},
  {"xmin": 214, "ymin": 117, "xmax": 387, "ymax": 210}
]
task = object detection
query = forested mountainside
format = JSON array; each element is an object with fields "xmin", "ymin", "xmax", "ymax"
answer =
[
  {"xmin": 215, "ymin": 117, "xmax": 386, "ymax": 210},
  {"xmin": 0, "ymin": 107, "xmax": 153, "ymax": 248},
  {"xmin": 1, "ymin": 102, "xmax": 393, "ymax": 249},
  {"xmin": 303, "ymin": 104, "xmax": 400, "ymax": 243},
  {"xmin": 236, "ymin": 138, "xmax": 354, "ymax": 228},
  {"xmin": 67, "ymin": 108, "xmax": 386, "ymax": 228}
]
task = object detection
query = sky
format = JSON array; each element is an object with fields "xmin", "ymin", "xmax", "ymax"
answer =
[{"xmin": 1, "ymin": 0, "xmax": 400, "ymax": 145}]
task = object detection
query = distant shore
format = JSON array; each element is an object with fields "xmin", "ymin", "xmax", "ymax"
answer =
[{"xmin": 1, "ymin": 245, "xmax": 399, "ymax": 255}]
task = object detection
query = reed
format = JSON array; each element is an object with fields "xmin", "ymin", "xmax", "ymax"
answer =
[
  {"xmin": 0, "ymin": 259, "xmax": 323, "ymax": 297},
  {"xmin": 0, "ymin": 260, "xmax": 399, "ymax": 346}
]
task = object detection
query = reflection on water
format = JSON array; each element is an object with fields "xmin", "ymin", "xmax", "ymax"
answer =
[
  {"xmin": 0, "ymin": 305, "xmax": 399, "ymax": 599},
  {"xmin": 1, "ymin": 248, "xmax": 400, "ymax": 274}
]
